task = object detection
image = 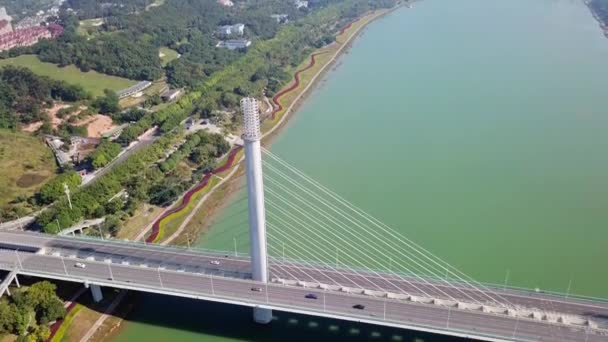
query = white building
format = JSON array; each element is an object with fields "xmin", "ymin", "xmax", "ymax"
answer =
[
  {"xmin": 270, "ymin": 14, "xmax": 288, "ymax": 24},
  {"xmin": 216, "ymin": 39, "xmax": 251, "ymax": 50},
  {"xmin": 218, "ymin": 0, "xmax": 234, "ymax": 7},
  {"xmin": 217, "ymin": 23, "xmax": 245, "ymax": 36},
  {"xmin": 294, "ymin": 0, "xmax": 309, "ymax": 9}
]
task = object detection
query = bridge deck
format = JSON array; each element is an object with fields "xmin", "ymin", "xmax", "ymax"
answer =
[{"xmin": 0, "ymin": 230, "xmax": 606, "ymax": 342}]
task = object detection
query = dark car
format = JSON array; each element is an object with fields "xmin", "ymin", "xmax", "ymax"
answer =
[
  {"xmin": 353, "ymin": 304, "xmax": 365, "ymax": 310},
  {"xmin": 251, "ymin": 287, "xmax": 263, "ymax": 292},
  {"xmin": 305, "ymin": 293, "xmax": 318, "ymax": 300}
]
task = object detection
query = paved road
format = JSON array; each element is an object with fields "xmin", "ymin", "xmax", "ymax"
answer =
[
  {"xmin": 83, "ymin": 131, "xmax": 159, "ymax": 186},
  {"xmin": 0, "ymin": 231, "xmax": 607, "ymax": 342}
]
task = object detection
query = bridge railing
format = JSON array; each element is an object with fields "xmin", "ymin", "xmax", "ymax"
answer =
[
  {"xmin": 267, "ymin": 256, "xmax": 608, "ymax": 305},
  {"xmin": 0, "ymin": 252, "xmax": 548, "ymax": 342},
  {"xmin": 50, "ymin": 232, "xmax": 252, "ymax": 259}
]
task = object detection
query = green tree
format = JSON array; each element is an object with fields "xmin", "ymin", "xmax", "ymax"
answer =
[
  {"xmin": 92, "ymin": 89, "xmax": 120, "ymax": 114},
  {"xmin": 37, "ymin": 171, "xmax": 81, "ymax": 205}
]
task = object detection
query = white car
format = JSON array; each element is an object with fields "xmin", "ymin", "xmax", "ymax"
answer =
[
  {"xmin": 210, "ymin": 260, "xmax": 220, "ymax": 265},
  {"xmin": 74, "ymin": 263, "xmax": 86, "ymax": 269}
]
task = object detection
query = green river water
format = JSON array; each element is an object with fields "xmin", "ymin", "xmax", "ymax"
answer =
[{"xmin": 114, "ymin": 0, "xmax": 608, "ymax": 340}]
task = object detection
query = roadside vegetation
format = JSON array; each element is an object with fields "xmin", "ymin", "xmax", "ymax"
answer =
[
  {"xmin": 159, "ymin": 47, "xmax": 180, "ymax": 67},
  {"xmin": 0, "ymin": 0, "xmax": 399, "ymax": 238},
  {"xmin": 0, "ymin": 130, "xmax": 57, "ymax": 217},
  {"xmin": 0, "ymin": 281, "xmax": 66, "ymax": 342}
]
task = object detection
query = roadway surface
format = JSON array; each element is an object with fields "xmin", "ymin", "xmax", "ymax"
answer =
[{"xmin": 0, "ymin": 231, "xmax": 606, "ymax": 342}]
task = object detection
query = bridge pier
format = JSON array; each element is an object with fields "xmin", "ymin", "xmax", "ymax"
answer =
[
  {"xmin": 90, "ymin": 284, "xmax": 103, "ymax": 303},
  {"xmin": 253, "ymin": 307, "xmax": 272, "ymax": 324},
  {"xmin": 241, "ymin": 98, "xmax": 272, "ymax": 324}
]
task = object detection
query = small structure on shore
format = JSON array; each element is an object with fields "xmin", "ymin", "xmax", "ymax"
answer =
[
  {"xmin": 117, "ymin": 81, "xmax": 152, "ymax": 99},
  {"xmin": 270, "ymin": 14, "xmax": 289, "ymax": 24},
  {"xmin": 216, "ymin": 39, "xmax": 251, "ymax": 50},
  {"xmin": 217, "ymin": 23, "xmax": 245, "ymax": 36},
  {"xmin": 161, "ymin": 88, "xmax": 183, "ymax": 102}
]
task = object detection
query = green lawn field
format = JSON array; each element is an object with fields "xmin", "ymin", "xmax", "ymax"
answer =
[
  {"xmin": 0, "ymin": 129, "xmax": 56, "ymax": 210},
  {"xmin": 159, "ymin": 47, "xmax": 180, "ymax": 66},
  {"xmin": 0, "ymin": 55, "xmax": 137, "ymax": 97}
]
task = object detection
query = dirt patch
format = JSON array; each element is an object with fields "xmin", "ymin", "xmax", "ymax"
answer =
[
  {"xmin": 16, "ymin": 173, "xmax": 49, "ymax": 188},
  {"xmin": 21, "ymin": 121, "xmax": 43, "ymax": 133},
  {"xmin": 47, "ymin": 103, "xmax": 73, "ymax": 129},
  {"xmin": 76, "ymin": 114, "xmax": 116, "ymax": 138}
]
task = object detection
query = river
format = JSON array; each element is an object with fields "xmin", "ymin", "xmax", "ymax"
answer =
[{"xmin": 113, "ymin": 0, "xmax": 608, "ymax": 340}]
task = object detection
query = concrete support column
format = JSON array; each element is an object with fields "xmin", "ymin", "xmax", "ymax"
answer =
[
  {"xmin": 90, "ymin": 284, "xmax": 103, "ymax": 303},
  {"xmin": 253, "ymin": 307, "xmax": 272, "ymax": 324},
  {"xmin": 241, "ymin": 97, "xmax": 272, "ymax": 324},
  {"xmin": 13, "ymin": 274, "xmax": 20, "ymax": 288}
]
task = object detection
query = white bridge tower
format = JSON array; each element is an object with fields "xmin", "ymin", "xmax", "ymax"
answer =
[{"xmin": 240, "ymin": 97, "xmax": 272, "ymax": 324}]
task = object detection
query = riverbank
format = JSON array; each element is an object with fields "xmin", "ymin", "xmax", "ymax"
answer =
[
  {"xmin": 142, "ymin": 5, "xmax": 406, "ymax": 248},
  {"xmin": 177, "ymin": 5, "xmax": 410, "ymax": 245},
  {"xmin": 51, "ymin": 6, "xmax": 410, "ymax": 341}
]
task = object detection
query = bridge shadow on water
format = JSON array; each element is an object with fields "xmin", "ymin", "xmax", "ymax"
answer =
[{"xmin": 112, "ymin": 292, "xmax": 467, "ymax": 342}]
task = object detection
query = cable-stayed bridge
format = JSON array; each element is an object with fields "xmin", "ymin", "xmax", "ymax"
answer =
[{"xmin": 1, "ymin": 99, "xmax": 607, "ymax": 341}]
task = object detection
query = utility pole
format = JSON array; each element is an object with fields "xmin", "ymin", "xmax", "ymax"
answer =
[
  {"xmin": 17, "ymin": 214, "xmax": 23, "ymax": 231},
  {"xmin": 157, "ymin": 267, "xmax": 164, "ymax": 288},
  {"xmin": 323, "ymin": 291, "xmax": 326, "ymax": 312},
  {"xmin": 61, "ymin": 257, "xmax": 68, "ymax": 275},
  {"xmin": 503, "ymin": 269, "xmax": 510, "ymax": 290},
  {"xmin": 565, "ymin": 278, "xmax": 572, "ymax": 299},
  {"xmin": 512, "ymin": 315, "xmax": 519, "ymax": 339},
  {"xmin": 64, "ymin": 183, "xmax": 73, "ymax": 210},
  {"xmin": 446, "ymin": 306, "xmax": 452, "ymax": 329},
  {"xmin": 233, "ymin": 237, "xmax": 237, "ymax": 257},
  {"xmin": 383, "ymin": 298, "xmax": 387, "ymax": 320},
  {"xmin": 211, "ymin": 274, "xmax": 215, "ymax": 295},
  {"xmin": 14, "ymin": 250, "xmax": 23, "ymax": 270}
]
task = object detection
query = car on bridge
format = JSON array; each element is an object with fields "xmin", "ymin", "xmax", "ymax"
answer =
[
  {"xmin": 251, "ymin": 287, "xmax": 263, "ymax": 292},
  {"xmin": 74, "ymin": 263, "xmax": 86, "ymax": 269},
  {"xmin": 305, "ymin": 293, "xmax": 318, "ymax": 299},
  {"xmin": 352, "ymin": 304, "xmax": 365, "ymax": 310}
]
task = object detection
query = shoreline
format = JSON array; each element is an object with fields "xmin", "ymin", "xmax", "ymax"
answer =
[
  {"xmin": 143, "ymin": 5, "xmax": 406, "ymax": 247},
  {"xmin": 63, "ymin": 4, "xmax": 409, "ymax": 340},
  {"xmin": 186, "ymin": 5, "xmax": 410, "ymax": 243}
]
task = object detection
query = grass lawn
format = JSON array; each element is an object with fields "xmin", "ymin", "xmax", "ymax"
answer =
[
  {"xmin": 159, "ymin": 47, "xmax": 180, "ymax": 67},
  {"xmin": 119, "ymin": 80, "xmax": 167, "ymax": 109},
  {"xmin": 77, "ymin": 18, "xmax": 104, "ymax": 38},
  {"xmin": 0, "ymin": 55, "xmax": 137, "ymax": 97},
  {"xmin": 116, "ymin": 204, "xmax": 164, "ymax": 240},
  {"xmin": 0, "ymin": 130, "xmax": 56, "ymax": 209}
]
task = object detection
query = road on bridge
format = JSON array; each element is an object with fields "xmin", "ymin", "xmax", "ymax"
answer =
[{"xmin": 0, "ymin": 231, "xmax": 606, "ymax": 342}]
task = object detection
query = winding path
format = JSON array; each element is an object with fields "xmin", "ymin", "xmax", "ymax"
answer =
[
  {"xmin": 144, "ymin": 17, "xmax": 365, "ymax": 244},
  {"xmin": 270, "ymin": 51, "xmax": 329, "ymax": 120},
  {"xmin": 145, "ymin": 147, "xmax": 243, "ymax": 243}
]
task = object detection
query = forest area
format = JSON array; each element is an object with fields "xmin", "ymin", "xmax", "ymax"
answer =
[
  {"xmin": 0, "ymin": 0, "xmax": 399, "ymax": 232},
  {"xmin": 32, "ymin": 0, "xmax": 399, "ymax": 235}
]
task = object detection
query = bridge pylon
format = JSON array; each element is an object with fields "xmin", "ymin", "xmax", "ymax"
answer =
[{"xmin": 241, "ymin": 97, "xmax": 272, "ymax": 324}]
